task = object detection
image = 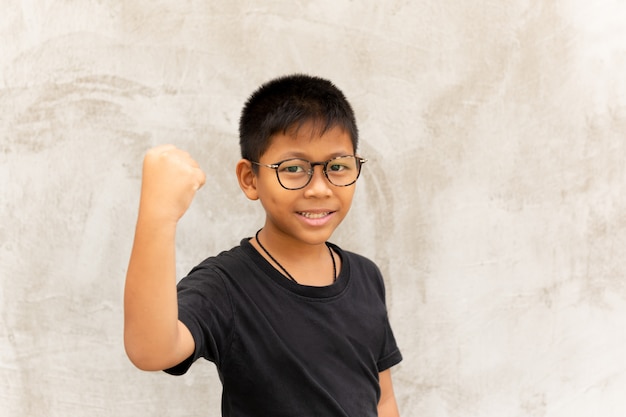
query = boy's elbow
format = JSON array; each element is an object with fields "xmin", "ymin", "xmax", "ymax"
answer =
[
  {"xmin": 123, "ymin": 326, "xmax": 192, "ymax": 371},
  {"xmin": 125, "ymin": 343, "xmax": 159, "ymax": 371},
  {"xmin": 126, "ymin": 354, "xmax": 159, "ymax": 372},
  {"xmin": 124, "ymin": 333, "xmax": 167, "ymax": 371}
]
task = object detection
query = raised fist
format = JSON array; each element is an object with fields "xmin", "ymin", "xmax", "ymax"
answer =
[{"xmin": 139, "ymin": 145, "xmax": 206, "ymax": 222}]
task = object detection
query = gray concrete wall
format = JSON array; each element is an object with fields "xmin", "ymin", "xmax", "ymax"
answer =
[{"xmin": 1, "ymin": 1, "xmax": 625, "ymax": 416}]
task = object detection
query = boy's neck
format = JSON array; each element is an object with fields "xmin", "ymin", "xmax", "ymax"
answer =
[{"xmin": 252, "ymin": 228, "xmax": 338, "ymax": 286}]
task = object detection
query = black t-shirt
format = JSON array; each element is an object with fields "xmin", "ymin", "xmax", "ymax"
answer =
[{"xmin": 165, "ymin": 238, "xmax": 402, "ymax": 417}]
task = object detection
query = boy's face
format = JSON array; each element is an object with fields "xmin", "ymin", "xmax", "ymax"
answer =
[{"xmin": 252, "ymin": 122, "xmax": 357, "ymax": 246}]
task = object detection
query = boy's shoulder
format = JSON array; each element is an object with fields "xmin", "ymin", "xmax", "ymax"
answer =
[
  {"xmin": 190, "ymin": 239, "xmax": 251, "ymax": 273},
  {"xmin": 327, "ymin": 243, "xmax": 387, "ymax": 293},
  {"xmin": 329, "ymin": 242, "xmax": 380, "ymax": 272}
]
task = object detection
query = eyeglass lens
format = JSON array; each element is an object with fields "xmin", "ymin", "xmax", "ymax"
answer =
[{"xmin": 277, "ymin": 156, "xmax": 361, "ymax": 189}]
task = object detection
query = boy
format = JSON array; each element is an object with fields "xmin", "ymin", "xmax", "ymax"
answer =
[{"xmin": 124, "ymin": 74, "xmax": 402, "ymax": 416}]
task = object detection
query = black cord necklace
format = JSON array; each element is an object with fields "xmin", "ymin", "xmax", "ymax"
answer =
[{"xmin": 255, "ymin": 229, "xmax": 336, "ymax": 284}]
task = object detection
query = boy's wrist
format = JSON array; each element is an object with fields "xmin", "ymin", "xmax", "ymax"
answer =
[{"xmin": 135, "ymin": 207, "xmax": 180, "ymax": 234}]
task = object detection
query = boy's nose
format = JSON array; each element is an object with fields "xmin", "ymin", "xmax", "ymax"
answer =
[{"xmin": 304, "ymin": 165, "xmax": 332, "ymax": 196}]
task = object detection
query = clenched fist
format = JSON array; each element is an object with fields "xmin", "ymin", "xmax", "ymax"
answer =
[{"xmin": 138, "ymin": 145, "xmax": 206, "ymax": 223}]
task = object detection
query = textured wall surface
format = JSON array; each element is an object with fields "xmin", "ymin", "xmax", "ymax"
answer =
[{"xmin": 1, "ymin": 1, "xmax": 626, "ymax": 416}]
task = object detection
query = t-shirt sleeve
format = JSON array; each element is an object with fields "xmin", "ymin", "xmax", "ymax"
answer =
[
  {"xmin": 370, "ymin": 260, "xmax": 403, "ymax": 372},
  {"xmin": 164, "ymin": 264, "xmax": 234, "ymax": 376},
  {"xmin": 376, "ymin": 313, "xmax": 403, "ymax": 372}
]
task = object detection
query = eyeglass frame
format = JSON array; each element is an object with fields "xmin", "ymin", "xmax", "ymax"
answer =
[{"xmin": 249, "ymin": 155, "xmax": 368, "ymax": 190}]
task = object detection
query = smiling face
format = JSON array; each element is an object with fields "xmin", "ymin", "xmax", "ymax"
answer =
[{"xmin": 237, "ymin": 122, "xmax": 358, "ymax": 249}]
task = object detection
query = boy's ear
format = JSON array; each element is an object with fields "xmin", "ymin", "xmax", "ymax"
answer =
[{"xmin": 236, "ymin": 159, "xmax": 259, "ymax": 200}]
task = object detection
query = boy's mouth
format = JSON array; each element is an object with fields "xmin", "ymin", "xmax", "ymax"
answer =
[{"xmin": 298, "ymin": 211, "xmax": 332, "ymax": 219}]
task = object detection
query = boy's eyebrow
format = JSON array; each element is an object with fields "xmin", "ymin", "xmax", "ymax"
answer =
[{"xmin": 273, "ymin": 150, "xmax": 355, "ymax": 161}]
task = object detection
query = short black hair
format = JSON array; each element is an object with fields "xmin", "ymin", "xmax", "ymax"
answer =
[{"xmin": 239, "ymin": 74, "xmax": 359, "ymax": 163}]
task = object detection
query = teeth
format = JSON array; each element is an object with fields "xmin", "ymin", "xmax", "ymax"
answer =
[{"xmin": 300, "ymin": 212, "xmax": 329, "ymax": 219}]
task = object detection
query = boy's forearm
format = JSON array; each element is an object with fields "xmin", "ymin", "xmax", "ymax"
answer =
[
  {"xmin": 377, "ymin": 398, "xmax": 400, "ymax": 417},
  {"xmin": 123, "ymin": 214, "xmax": 183, "ymax": 370},
  {"xmin": 377, "ymin": 369, "xmax": 400, "ymax": 417}
]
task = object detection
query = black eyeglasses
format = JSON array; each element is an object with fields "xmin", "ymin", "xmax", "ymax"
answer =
[{"xmin": 250, "ymin": 155, "xmax": 367, "ymax": 190}]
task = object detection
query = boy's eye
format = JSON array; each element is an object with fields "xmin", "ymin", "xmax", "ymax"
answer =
[
  {"xmin": 279, "ymin": 161, "xmax": 308, "ymax": 173},
  {"xmin": 328, "ymin": 163, "xmax": 347, "ymax": 172}
]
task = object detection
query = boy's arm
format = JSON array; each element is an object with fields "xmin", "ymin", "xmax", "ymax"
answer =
[
  {"xmin": 378, "ymin": 369, "xmax": 400, "ymax": 417},
  {"xmin": 124, "ymin": 145, "xmax": 206, "ymax": 371}
]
